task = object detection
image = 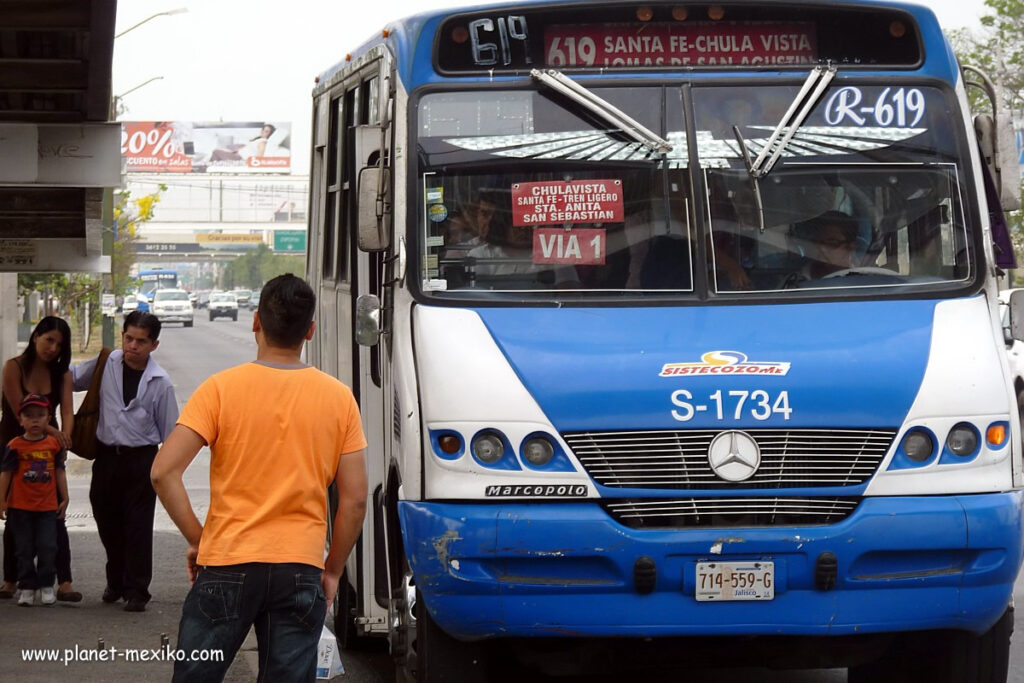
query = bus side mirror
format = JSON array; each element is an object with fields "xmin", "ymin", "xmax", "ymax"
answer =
[
  {"xmin": 975, "ymin": 113, "xmax": 1022, "ymax": 212},
  {"xmin": 358, "ymin": 166, "xmax": 392, "ymax": 252},
  {"xmin": 964, "ymin": 65, "xmax": 1021, "ymax": 212},
  {"xmin": 355, "ymin": 294, "xmax": 382, "ymax": 346},
  {"xmin": 993, "ymin": 111, "xmax": 1022, "ymax": 211},
  {"xmin": 1010, "ymin": 290, "xmax": 1024, "ymax": 343}
]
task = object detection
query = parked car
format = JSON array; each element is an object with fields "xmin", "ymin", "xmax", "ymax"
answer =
[
  {"xmin": 121, "ymin": 292, "xmax": 149, "ymax": 314},
  {"xmin": 208, "ymin": 292, "xmax": 238, "ymax": 321},
  {"xmin": 151, "ymin": 288, "xmax": 194, "ymax": 327}
]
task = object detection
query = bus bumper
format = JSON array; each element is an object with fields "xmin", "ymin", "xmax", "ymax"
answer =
[{"xmin": 398, "ymin": 492, "xmax": 1024, "ymax": 640}]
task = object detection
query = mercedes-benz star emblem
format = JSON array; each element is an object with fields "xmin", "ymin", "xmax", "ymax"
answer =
[{"xmin": 708, "ymin": 431, "xmax": 761, "ymax": 482}]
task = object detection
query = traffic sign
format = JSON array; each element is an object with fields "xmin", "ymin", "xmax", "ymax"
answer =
[
  {"xmin": 101, "ymin": 293, "xmax": 117, "ymax": 317},
  {"xmin": 274, "ymin": 230, "xmax": 307, "ymax": 252}
]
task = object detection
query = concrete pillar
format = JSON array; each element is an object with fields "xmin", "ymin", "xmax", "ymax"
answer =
[{"xmin": 0, "ymin": 273, "xmax": 20, "ymax": 362}]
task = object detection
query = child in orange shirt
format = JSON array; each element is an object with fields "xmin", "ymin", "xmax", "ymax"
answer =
[{"xmin": 0, "ymin": 394, "xmax": 68, "ymax": 606}]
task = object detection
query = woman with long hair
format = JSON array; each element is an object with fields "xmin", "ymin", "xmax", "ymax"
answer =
[{"xmin": 0, "ymin": 316, "xmax": 81, "ymax": 601}]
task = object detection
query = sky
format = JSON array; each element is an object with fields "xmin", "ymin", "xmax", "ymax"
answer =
[{"xmin": 113, "ymin": 0, "xmax": 995, "ymax": 173}]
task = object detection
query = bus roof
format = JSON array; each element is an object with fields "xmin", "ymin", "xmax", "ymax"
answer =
[{"xmin": 314, "ymin": 0, "xmax": 955, "ymax": 94}]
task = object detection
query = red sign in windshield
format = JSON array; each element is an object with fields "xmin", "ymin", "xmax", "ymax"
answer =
[
  {"xmin": 511, "ymin": 179, "xmax": 624, "ymax": 226},
  {"xmin": 544, "ymin": 22, "xmax": 817, "ymax": 67}
]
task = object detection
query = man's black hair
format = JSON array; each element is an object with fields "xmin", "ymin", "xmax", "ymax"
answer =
[
  {"xmin": 258, "ymin": 274, "xmax": 316, "ymax": 348},
  {"xmin": 123, "ymin": 311, "xmax": 162, "ymax": 341},
  {"xmin": 796, "ymin": 210, "xmax": 859, "ymax": 244}
]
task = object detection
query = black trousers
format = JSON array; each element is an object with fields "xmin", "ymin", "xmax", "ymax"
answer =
[
  {"xmin": 3, "ymin": 489, "xmax": 72, "ymax": 585},
  {"xmin": 89, "ymin": 443, "xmax": 159, "ymax": 603}
]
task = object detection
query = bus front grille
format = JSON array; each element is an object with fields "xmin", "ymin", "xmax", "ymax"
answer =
[
  {"xmin": 564, "ymin": 428, "xmax": 896, "ymax": 489},
  {"xmin": 603, "ymin": 496, "xmax": 861, "ymax": 528}
]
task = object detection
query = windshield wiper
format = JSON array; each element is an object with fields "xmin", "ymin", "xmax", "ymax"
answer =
[
  {"xmin": 732, "ymin": 125, "xmax": 766, "ymax": 233},
  {"xmin": 531, "ymin": 68, "xmax": 673, "ymax": 155},
  {"xmin": 747, "ymin": 63, "xmax": 836, "ymax": 178}
]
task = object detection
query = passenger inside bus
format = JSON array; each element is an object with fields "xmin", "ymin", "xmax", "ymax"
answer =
[
  {"xmin": 468, "ymin": 220, "xmax": 533, "ymax": 277},
  {"xmin": 800, "ymin": 211, "xmax": 860, "ymax": 278},
  {"xmin": 784, "ymin": 210, "xmax": 865, "ymax": 286},
  {"xmin": 467, "ymin": 219, "xmax": 581, "ymax": 288},
  {"xmin": 445, "ymin": 192, "xmax": 496, "ymax": 248}
]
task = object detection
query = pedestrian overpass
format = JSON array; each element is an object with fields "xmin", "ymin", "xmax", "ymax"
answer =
[{"xmin": 0, "ymin": 0, "xmax": 118, "ymax": 359}]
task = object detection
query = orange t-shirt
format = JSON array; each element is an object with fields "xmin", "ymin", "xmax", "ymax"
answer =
[
  {"xmin": 178, "ymin": 362, "xmax": 367, "ymax": 568},
  {"xmin": 2, "ymin": 435, "xmax": 65, "ymax": 512}
]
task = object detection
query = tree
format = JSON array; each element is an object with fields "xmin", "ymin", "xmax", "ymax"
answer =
[
  {"xmin": 220, "ymin": 244, "xmax": 305, "ymax": 290},
  {"xmin": 949, "ymin": 0, "xmax": 1024, "ymax": 268},
  {"xmin": 950, "ymin": 0, "xmax": 1024, "ymax": 114},
  {"xmin": 16, "ymin": 185, "xmax": 166, "ymax": 349},
  {"xmin": 113, "ymin": 185, "xmax": 166, "ymax": 298},
  {"xmin": 17, "ymin": 273, "xmax": 66, "ymax": 318}
]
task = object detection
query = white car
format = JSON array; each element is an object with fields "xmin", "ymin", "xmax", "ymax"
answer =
[
  {"xmin": 208, "ymin": 292, "xmax": 238, "ymax": 321},
  {"xmin": 1000, "ymin": 288, "xmax": 1024, "ymax": 440},
  {"xmin": 121, "ymin": 292, "xmax": 149, "ymax": 314},
  {"xmin": 151, "ymin": 289, "xmax": 194, "ymax": 327}
]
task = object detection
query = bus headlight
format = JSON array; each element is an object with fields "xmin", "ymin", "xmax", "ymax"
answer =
[
  {"xmin": 901, "ymin": 430, "xmax": 934, "ymax": 462},
  {"xmin": 472, "ymin": 432, "xmax": 505, "ymax": 465},
  {"xmin": 522, "ymin": 436, "xmax": 555, "ymax": 466},
  {"xmin": 947, "ymin": 424, "xmax": 979, "ymax": 457}
]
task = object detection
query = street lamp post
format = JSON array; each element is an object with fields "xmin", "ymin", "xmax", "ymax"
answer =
[
  {"xmin": 105, "ymin": 8, "xmax": 188, "ymax": 346},
  {"xmin": 112, "ymin": 76, "xmax": 164, "ymax": 118},
  {"xmin": 115, "ymin": 8, "xmax": 188, "ymax": 39}
]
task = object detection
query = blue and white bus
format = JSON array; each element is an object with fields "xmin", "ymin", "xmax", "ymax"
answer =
[
  {"xmin": 138, "ymin": 267, "xmax": 178, "ymax": 300},
  {"xmin": 307, "ymin": 2, "xmax": 1024, "ymax": 680}
]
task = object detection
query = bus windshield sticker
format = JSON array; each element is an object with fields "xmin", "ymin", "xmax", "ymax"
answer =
[
  {"xmin": 824, "ymin": 87, "xmax": 927, "ymax": 127},
  {"xmin": 533, "ymin": 227, "xmax": 606, "ymax": 265},
  {"xmin": 545, "ymin": 22, "xmax": 818, "ymax": 68},
  {"xmin": 428, "ymin": 204, "xmax": 449, "ymax": 222},
  {"xmin": 426, "ymin": 187, "xmax": 444, "ymax": 203},
  {"xmin": 660, "ymin": 351, "xmax": 791, "ymax": 377},
  {"xmin": 512, "ymin": 179, "xmax": 624, "ymax": 225}
]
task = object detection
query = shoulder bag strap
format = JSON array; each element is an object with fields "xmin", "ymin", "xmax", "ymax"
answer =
[{"xmin": 81, "ymin": 347, "xmax": 112, "ymax": 411}]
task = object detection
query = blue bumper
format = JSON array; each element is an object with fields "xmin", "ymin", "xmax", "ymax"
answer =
[{"xmin": 398, "ymin": 493, "xmax": 1024, "ymax": 640}]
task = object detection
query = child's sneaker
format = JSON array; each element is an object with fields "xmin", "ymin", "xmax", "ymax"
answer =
[
  {"xmin": 39, "ymin": 587, "xmax": 56, "ymax": 605},
  {"xmin": 16, "ymin": 589, "xmax": 33, "ymax": 606}
]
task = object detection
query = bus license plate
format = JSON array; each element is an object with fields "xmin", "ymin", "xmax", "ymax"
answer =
[{"xmin": 695, "ymin": 561, "xmax": 775, "ymax": 602}]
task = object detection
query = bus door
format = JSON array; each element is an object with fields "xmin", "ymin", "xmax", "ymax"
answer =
[{"xmin": 344, "ymin": 60, "xmax": 393, "ymax": 625}]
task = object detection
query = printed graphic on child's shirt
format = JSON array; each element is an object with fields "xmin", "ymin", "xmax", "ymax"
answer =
[{"xmin": 21, "ymin": 452, "xmax": 53, "ymax": 483}]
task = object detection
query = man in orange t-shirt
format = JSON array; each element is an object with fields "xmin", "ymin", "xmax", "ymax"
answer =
[{"xmin": 151, "ymin": 274, "xmax": 367, "ymax": 682}]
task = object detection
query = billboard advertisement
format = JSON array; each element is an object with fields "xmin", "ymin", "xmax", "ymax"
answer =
[{"xmin": 121, "ymin": 121, "xmax": 291, "ymax": 174}]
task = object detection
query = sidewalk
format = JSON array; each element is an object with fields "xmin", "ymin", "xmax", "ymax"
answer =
[{"xmin": 0, "ymin": 458, "xmax": 258, "ymax": 681}]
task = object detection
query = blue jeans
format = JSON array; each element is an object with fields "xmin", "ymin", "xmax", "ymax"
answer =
[
  {"xmin": 7, "ymin": 508, "xmax": 57, "ymax": 590},
  {"xmin": 172, "ymin": 563, "xmax": 327, "ymax": 683}
]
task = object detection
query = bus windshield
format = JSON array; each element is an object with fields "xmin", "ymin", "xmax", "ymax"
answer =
[
  {"xmin": 416, "ymin": 81, "xmax": 974, "ymax": 299},
  {"xmin": 696, "ymin": 84, "xmax": 972, "ymax": 294},
  {"xmin": 139, "ymin": 269, "xmax": 178, "ymax": 298}
]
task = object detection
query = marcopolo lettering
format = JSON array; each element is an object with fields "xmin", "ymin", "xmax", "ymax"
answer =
[{"xmin": 485, "ymin": 484, "xmax": 589, "ymax": 497}]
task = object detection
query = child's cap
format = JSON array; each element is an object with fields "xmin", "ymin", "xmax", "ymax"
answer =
[{"xmin": 18, "ymin": 393, "xmax": 50, "ymax": 415}]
